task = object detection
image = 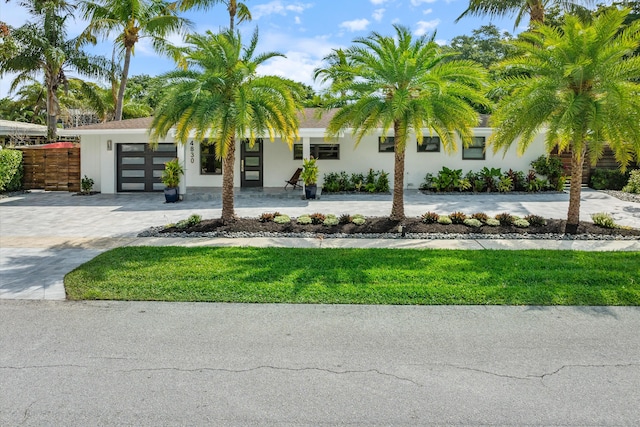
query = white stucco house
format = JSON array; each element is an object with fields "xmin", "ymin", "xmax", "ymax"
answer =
[{"xmin": 61, "ymin": 108, "xmax": 547, "ymax": 195}]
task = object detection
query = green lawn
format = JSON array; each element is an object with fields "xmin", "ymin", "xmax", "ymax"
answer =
[{"xmin": 64, "ymin": 247, "xmax": 640, "ymax": 305}]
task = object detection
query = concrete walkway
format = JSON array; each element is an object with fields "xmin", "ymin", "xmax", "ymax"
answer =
[{"xmin": 1, "ymin": 189, "xmax": 638, "ymax": 300}]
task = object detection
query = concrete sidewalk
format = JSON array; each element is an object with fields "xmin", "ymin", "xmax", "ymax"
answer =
[{"xmin": 1, "ymin": 189, "xmax": 638, "ymax": 300}]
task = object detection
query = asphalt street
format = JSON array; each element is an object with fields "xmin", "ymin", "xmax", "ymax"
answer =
[{"xmin": 1, "ymin": 301, "xmax": 639, "ymax": 426}]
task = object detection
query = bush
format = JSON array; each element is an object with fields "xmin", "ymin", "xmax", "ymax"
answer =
[
  {"xmin": 274, "ymin": 214, "xmax": 291, "ymax": 224},
  {"xmin": 323, "ymin": 214, "xmax": 339, "ymax": 226},
  {"xmin": 322, "ymin": 172, "xmax": 341, "ymax": 193},
  {"xmin": 450, "ymin": 211, "xmax": 467, "ymax": 224},
  {"xmin": 309, "ymin": 213, "xmax": 326, "ymax": 225},
  {"xmin": 375, "ymin": 171, "xmax": 390, "ymax": 193},
  {"xmin": 296, "ymin": 214, "xmax": 312, "ymax": 225},
  {"xmin": 176, "ymin": 214, "xmax": 202, "ymax": 229},
  {"xmin": 259, "ymin": 212, "xmax": 276, "ymax": 222},
  {"xmin": 464, "ymin": 218, "xmax": 482, "ymax": 228},
  {"xmin": 591, "ymin": 212, "xmax": 618, "ymax": 229},
  {"xmin": 590, "ymin": 168, "xmax": 630, "ymax": 190},
  {"xmin": 352, "ymin": 214, "xmax": 366, "ymax": 225},
  {"xmin": 0, "ymin": 149, "xmax": 23, "ymax": 192},
  {"xmin": 421, "ymin": 211, "xmax": 439, "ymax": 224},
  {"xmin": 524, "ymin": 214, "xmax": 547, "ymax": 226},
  {"xmin": 531, "ymin": 155, "xmax": 565, "ymax": 190},
  {"xmin": 622, "ymin": 170, "xmax": 640, "ymax": 194},
  {"xmin": 513, "ymin": 219, "xmax": 530, "ymax": 228},
  {"xmin": 350, "ymin": 173, "xmax": 365, "ymax": 191},
  {"xmin": 471, "ymin": 212, "xmax": 489, "ymax": 222},
  {"xmin": 437, "ymin": 215, "xmax": 452, "ymax": 225},
  {"xmin": 339, "ymin": 214, "xmax": 352, "ymax": 224},
  {"xmin": 495, "ymin": 212, "xmax": 514, "ymax": 226},
  {"xmin": 81, "ymin": 175, "xmax": 94, "ymax": 193},
  {"xmin": 485, "ymin": 218, "xmax": 500, "ymax": 227}
]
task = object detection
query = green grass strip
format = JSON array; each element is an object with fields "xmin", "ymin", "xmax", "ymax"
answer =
[{"xmin": 64, "ymin": 247, "xmax": 640, "ymax": 305}]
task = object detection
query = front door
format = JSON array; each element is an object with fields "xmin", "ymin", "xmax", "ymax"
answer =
[{"xmin": 240, "ymin": 139, "xmax": 263, "ymax": 187}]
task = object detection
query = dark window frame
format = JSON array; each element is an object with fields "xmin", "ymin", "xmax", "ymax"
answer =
[
  {"xmin": 378, "ymin": 136, "xmax": 395, "ymax": 153},
  {"xmin": 200, "ymin": 140, "xmax": 223, "ymax": 175},
  {"xmin": 462, "ymin": 136, "xmax": 486, "ymax": 160},
  {"xmin": 293, "ymin": 143, "xmax": 340, "ymax": 160},
  {"xmin": 417, "ymin": 136, "xmax": 441, "ymax": 153}
]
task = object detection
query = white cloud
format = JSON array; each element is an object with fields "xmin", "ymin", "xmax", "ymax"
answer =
[
  {"xmin": 411, "ymin": 0, "xmax": 436, "ymax": 5},
  {"xmin": 294, "ymin": 16, "xmax": 301, "ymax": 24},
  {"xmin": 414, "ymin": 19, "xmax": 440, "ymax": 36},
  {"xmin": 423, "ymin": 8, "xmax": 433, "ymax": 15},
  {"xmin": 372, "ymin": 9, "xmax": 385, "ymax": 22},
  {"xmin": 252, "ymin": 1, "xmax": 313, "ymax": 20},
  {"xmin": 340, "ymin": 19, "xmax": 370, "ymax": 32},
  {"xmin": 370, "ymin": 0, "xmax": 389, "ymax": 4}
]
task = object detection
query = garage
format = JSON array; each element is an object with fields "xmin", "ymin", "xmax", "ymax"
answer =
[{"xmin": 117, "ymin": 143, "xmax": 177, "ymax": 192}]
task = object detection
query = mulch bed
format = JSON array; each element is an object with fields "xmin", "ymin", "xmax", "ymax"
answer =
[{"xmin": 162, "ymin": 217, "xmax": 640, "ymax": 237}]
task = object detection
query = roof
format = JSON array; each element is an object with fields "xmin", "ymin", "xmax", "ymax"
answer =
[
  {"xmin": 0, "ymin": 120, "xmax": 48, "ymax": 135},
  {"xmin": 63, "ymin": 109, "xmax": 491, "ymax": 133}
]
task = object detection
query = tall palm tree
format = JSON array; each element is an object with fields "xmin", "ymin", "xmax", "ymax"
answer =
[
  {"xmin": 0, "ymin": 0, "xmax": 109, "ymax": 141},
  {"xmin": 78, "ymin": 0, "xmax": 191, "ymax": 121},
  {"xmin": 321, "ymin": 25, "xmax": 489, "ymax": 220},
  {"xmin": 150, "ymin": 29, "xmax": 304, "ymax": 221},
  {"xmin": 178, "ymin": 0, "xmax": 251, "ymax": 30},
  {"xmin": 490, "ymin": 8, "xmax": 640, "ymax": 233},
  {"xmin": 313, "ymin": 48, "xmax": 355, "ymax": 103},
  {"xmin": 456, "ymin": 0, "xmax": 593, "ymax": 27}
]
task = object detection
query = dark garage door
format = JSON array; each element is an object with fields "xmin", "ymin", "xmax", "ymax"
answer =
[{"xmin": 117, "ymin": 143, "xmax": 177, "ymax": 192}]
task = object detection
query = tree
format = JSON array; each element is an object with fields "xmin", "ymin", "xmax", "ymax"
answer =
[
  {"xmin": 490, "ymin": 8, "xmax": 640, "ymax": 233},
  {"xmin": 78, "ymin": 0, "xmax": 191, "ymax": 121},
  {"xmin": 0, "ymin": 0, "xmax": 109, "ymax": 141},
  {"xmin": 150, "ymin": 29, "xmax": 304, "ymax": 221},
  {"xmin": 444, "ymin": 25, "xmax": 515, "ymax": 70},
  {"xmin": 178, "ymin": 0, "xmax": 251, "ymax": 30},
  {"xmin": 320, "ymin": 25, "xmax": 489, "ymax": 220},
  {"xmin": 456, "ymin": 0, "xmax": 593, "ymax": 27}
]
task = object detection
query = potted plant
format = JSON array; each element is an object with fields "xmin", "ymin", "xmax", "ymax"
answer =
[
  {"xmin": 300, "ymin": 157, "xmax": 319, "ymax": 199},
  {"xmin": 161, "ymin": 158, "xmax": 184, "ymax": 203}
]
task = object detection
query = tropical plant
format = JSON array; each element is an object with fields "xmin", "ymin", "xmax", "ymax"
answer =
[
  {"xmin": 456, "ymin": 0, "xmax": 593, "ymax": 27},
  {"xmin": 178, "ymin": 0, "xmax": 251, "ymax": 31},
  {"xmin": 434, "ymin": 167, "xmax": 464, "ymax": 192},
  {"xmin": 589, "ymin": 168, "xmax": 631, "ymax": 190},
  {"xmin": 81, "ymin": 175, "xmax": 95, "ymax": 193},
  {"xmin": 150, "ymin": 29, "xmax": 303, "ymax": 221},
  {"xmin": 78, "ymin": 0, "xmax": 191, "ymax": 121},
  {"xmin": 320, "ymin": 25, "xmax": 488, "ymax": 220},
  {"xmin": 421, "ymin": 211, "xmax": 440, "ymax": 224},
  {"xmin": 464, "ymin": 218, "xmax": 483, "ymax": 228},
  {"xmin": 490, "ymin": 8, "xmax": 640, "ymax": 233},
  {"xmin": 161, "ymin": 158, "xmax": 184, "ymax": 188},
  {"xmin": 300, "ymin": 157, "xmax": 318, "ymax": 186},
  {"xmin": 623, "ymin": 170, "xmax": 640, "ymax": 193},
  {"xmin": 591, "ymin": 212, "xmax": 618, "ymax": 228},
  {"xmin": 479, "ymin": 166, "xmax": 502, "ymax": 192},
  {"xmin": 0, "ymin": 0, "xmax": 109, "ymax": 141},
  {"xmin": 0, "ymin": 149, "xmax": 23, "ymax": 192}
]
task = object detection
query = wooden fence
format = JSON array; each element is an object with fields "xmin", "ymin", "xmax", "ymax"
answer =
[{"xmin": 19, "ymin": 147, "xmax": 81, "ymax": 192}]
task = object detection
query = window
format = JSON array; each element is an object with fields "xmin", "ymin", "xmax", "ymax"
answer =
[
  {"xmin": 379, "ymin": 136, "xmax": 395, "ymax": 152},
  {"xmin": 463, "ymin": 137, "xmax": 486, "ymax": 160},
  {"xmin": 417, "ymin": 136, "xmax": 440, "ymax": 152},
  {"xmin": 200, "ymin": 142, "xmax": 222, "ymax": 174},
  {"xmin": 293, "ymin": 144, "xmax": 340, "ymax": 160}
]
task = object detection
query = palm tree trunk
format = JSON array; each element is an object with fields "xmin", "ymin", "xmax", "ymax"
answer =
[
  {"xmin": 565, "ymin": 144, "xmax": 587, "ymax": 234},
  {"xmin": 221, "ymin": 137, "xmax": 236, "ymax": 222},
  {"xmin": 228, "ymin": 0, "xmax": 236, "ymax": 30},
  {"xmin": 115, "ymin": 46, "xmax": 132, "ymax": 121},
  {"xmin": 390, "ymin": 121, "xmax": 406, "ymax": 221},
  {"xmin": 530, "ymin": 1, "xmax": 545, "ymax": 25},
  {"xmin": 45, "ymin": 77, "xmax": 57, "ymax": 142}
]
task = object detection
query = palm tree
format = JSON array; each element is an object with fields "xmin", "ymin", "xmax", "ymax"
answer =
[
  {"xmin": 490, "ymin": 8, "xmax": 640, "ymax": 234},
  {"xmin": 456, "ymin": 0, "xmax": 593, "ymax": 27},
  {"xmin": 313, "ymin": 48, "xmax": 354, "ymax": 98},
  {"xmin": 321, "ymin": 25, "xmax": 489, "ymax": 220},
  {"xmin": 150, "ymin": 29, "xmax": 304, "ymax": 221},
  {"xmin": 0, "ymin": 0, "xmax": 109, "ymax": 141},
  {"xmin": 78, "ymin": 0, "xmax": 191, "ymax": 121},
  {"xmin": 178, "ymin": 0, "xmax": 251, "ymax": 30}
]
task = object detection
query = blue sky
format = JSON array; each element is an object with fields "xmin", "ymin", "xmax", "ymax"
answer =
[{"xmin": 0, "ymin": 0, "xmax": 526, "ymax": 99}]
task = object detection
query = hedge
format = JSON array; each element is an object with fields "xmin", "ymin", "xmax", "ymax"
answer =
[{"xmin": 0, "ymin": 149, "xmax": 23, "ymax": 192}]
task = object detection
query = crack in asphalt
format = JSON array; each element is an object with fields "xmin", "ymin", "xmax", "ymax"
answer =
[{"xmin": 445, "ymin": 363, "xmax": 640, "ymax": 382}]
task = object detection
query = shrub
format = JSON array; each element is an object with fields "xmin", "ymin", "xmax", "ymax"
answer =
[
  {"xmin": 375, "ymin": 171, "xmax": 390, "ymax": 193},
  {"xmin": 498, "ymin": 175, "xmax": 513, "ymax": 192},
  {"xmin": 274, "ymin": 214, "xmax": 291, "ymax": 224},
  {"xmin": 449, "ymin": 211, "xmax": 467, "ymax": 224},
  {"xmin": 421, "ymin": 211, "xmax": 439, "ymax": 224},
  {"xmin": 479, "ymin": 167, "xmax": 502, "ymax": 192},
  {"xmin": 176, "ymin": 214, "xmax": 202, "ymax": 229},
  {"xmin": 464, "ymin": 218, "xmax": 482, "ymax": 228},
  {"xmin": 81, "ymin": 175, "xmax": 95, "ymax": 193},
  {"xmin": 506, "ymin": 169, "xmax": 526, "ymax": 191},
  {"xmin": 437, "ymin": 215, "xmax": 452, "ymax": 225},
  {"xmin": 471, "ymin": 212, "xmax": 489, "ymax": 222},
  {"xmin": 296, "ymin": 215, "xmax": 312, "ymax": 225},
  {"xmin": 259, "ymin": 212, "xmax": 275, "ymax": 222},
  {"xmin": 623, "ymin": 170, "xmax": 640, "ymax": 194},
  {"xmin": 351, "ymin": 173, "xmax": 365, "ymax": 191},
  {"xmin": 339, "ymin": 214, "xmax": 352, "ymax": 224},
  {"xmin": 323, "ymin": 214, "xmax": 339, "ymax": 226},
  {"xmin": 513, "ymin": 218, "xmax": 530, "ymax": 228},
  {"xmin": 524, "ymin": 214, "xmax": 547, "ymax": 226},
  {"xmin": 531, "ymin": 155, "xmax": 565, "ymax": 190},
  {"xmin": 590, "ymin": 168, "xmax": 630, "ymax": 191},
  {"xmin": 309, "ymin": 212, "xmax": 326, "ymax": 225},
  {"xmin": 322, "ymin": 172, "xmax": 341, "ymax": 193},
  {"xmin": 485, "ymin": 218, "xmax": 500, "ymax": 226},
  {"xmin": 495, "ymin": 212, "xmax": 514, "ymax": 226},
  {"xmin": 420, "ymin": 173, "xmax": 435, "ymax": 190},
  {"xmin": 352, "ymin": 214, "xmax": 366, "ymax": 226},
  {"xmin": 434, "ymin": 166, "xmax": 463, "ymax": 192},
  {"xmin": 591, "ymin": 212, "xmax": 618, "ymax": 229},
  {"xmin": 0, "ymin": 149, "xmax": 23, "ymax": 192}
]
